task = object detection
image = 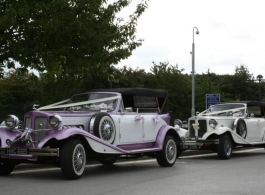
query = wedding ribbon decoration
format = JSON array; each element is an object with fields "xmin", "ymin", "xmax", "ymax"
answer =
[
  {"xmin": 257, "ymin": 119, "xmax": 261, "ymax": 126},
  {"xmin": 99, "ymin": 103, "xmax": 107, "ymax": 109},
  {"xmin": 152, "ymin": 116, "xmax": 160, "ymax": 124},
  {"xmin": 135, "ymin": 115, "xmax": 144, "ymax": 121},
  {"xmin": 192, "ymin": 118, "xmax": 200, "ymax": 139},
  {"xmin": 135, "ymin": 115, "xmax": 144, "ymax": 123},
  {"xmin": 20, "ymin": 128, "xmax": 33, "ymax": 139},
  {"xmin": 6, "ymin": 128, "xmax": 35, "ymax": 148},
  {"xmin": 192, "ymin": 123, "xmax": 200, "ymax": 131},
  {"xmin": 38, "ymin": 96, "xmax": 120, "ymax": 110}
]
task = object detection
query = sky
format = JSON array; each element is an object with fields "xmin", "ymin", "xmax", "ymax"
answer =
[{"xmin": 116, "ymin": 0, "xmax": 265, "ymax": 79}]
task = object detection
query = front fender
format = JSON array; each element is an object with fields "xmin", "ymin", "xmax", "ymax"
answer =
[
  {"xmin": 202, "ymin": 126, "xmax": 232, "ymax": 139},
  {"xmin": 0, "ymin": 128, "xmax": 21, "ymax": 147},
  {"xmin": 154, "ymin": 125, "xmax": 181, "ymax": 149},
  {"xmin": 39, "ymin": 128, "xmax": 126, "ymax": 154},
  {"xmin": 202, "ymin": 126, "xmax": 251, "ymax": 144},
  {"xmin": 38, "ymin": 128, "xmax": 91, "ymax": 148}
]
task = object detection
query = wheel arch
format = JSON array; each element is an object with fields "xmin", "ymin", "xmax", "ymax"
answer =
[
  {"xmin": 154, "ymin": 126, "xmax": 182, "ymax": 149},
  {"xmin": 207, "ymin": 132, "xmax": 236, "ymax": 146},
  {"xmin": 43, "ymin": 135, "xmax": 95, "ymax": 158}
]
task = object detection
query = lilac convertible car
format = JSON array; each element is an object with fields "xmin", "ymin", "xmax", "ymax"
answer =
[{"xmin": 0, "ymin": 88, "xmax": 184, "ymax": 179}]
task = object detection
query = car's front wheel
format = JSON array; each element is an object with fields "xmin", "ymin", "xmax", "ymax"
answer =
[
  {"xmin": 0, "ymin": 162, "xmax": 15, "ymax": 176},
  {"xmin": 61, "ymin": 139, "xmax": 86, "ymax": 180},
  {"xmin": 156, "ymin": 136, "xmax": 177, "ymax": 167},
  {"xmin": 176, "ymin": 146, "xmax": 183, "ymax": 158},
  {"xmin": 217, "ymin": 135, "xmax": 232, "ymax": 159}
]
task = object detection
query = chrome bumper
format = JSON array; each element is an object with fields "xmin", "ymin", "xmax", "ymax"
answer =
[{"xmin": 0, "ymin": 148, "xmax": 60, "ymax": 157}]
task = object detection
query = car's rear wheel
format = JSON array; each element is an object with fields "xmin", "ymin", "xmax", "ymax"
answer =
[
  {"xmin": 91, "ymin": 113, "xmax": 116, "ymax": 144},
  {"xmin": 61, "ymin": 139, "xmax": 86, "ymax": 180},
  {"xmin": 0, "ymin": 162, "xmax": 15, "ymax": 176},
  {"xmin": 235, "ymin": 119, "xmax": 247, "ymax": 139},
  {"xmin": 217, "ymin": 135, "xmax": 232, "ymax": 159},
  {"xmin": 156, "ymin": 136, "xmax": 177, "ymax": 167}
]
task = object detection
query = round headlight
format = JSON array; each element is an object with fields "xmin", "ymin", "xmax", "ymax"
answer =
[
  {"xmin": 5, "ymin": 115, "xmax": 19, "ymax": 128},
  {"xmin": 49, "ymin": 115, "xmax": 62, "ymax": 130},
  {"xmin": 182, "ymin": 120, "xmax": 188, "ymax": 129},
  {"xmin": 174, "ymin": 119, "xmax": 182, "ymax": 127},
  {"xmin": 209, "ymin": 119, "xmax": 218, "ymax": 129}
]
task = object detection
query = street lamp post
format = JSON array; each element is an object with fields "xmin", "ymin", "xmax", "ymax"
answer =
[
  {"xmin": 191, "ymin": 27, "xmax": 199, "ymax": 117},
  {"xmin": 257, "ymin": 75, "xmax": 263, "ymax": 101}
]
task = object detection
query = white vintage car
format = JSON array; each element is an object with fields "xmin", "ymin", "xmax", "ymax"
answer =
[
  {"xmin": 178, "ymin": 101, "xmax": 265, "ymax": 159},
  {"xmin": 0, "ymin": 88, "xmax": 184, "ymax": 179}
]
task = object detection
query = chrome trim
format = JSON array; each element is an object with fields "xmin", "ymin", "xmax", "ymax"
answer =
[
  {"xmin": 0, "ymin": 148, "xmax": 60, "ymax": 157},
  {"xmin": 181, "ymin": 139, "xmax": 219, "ymax": 144}
]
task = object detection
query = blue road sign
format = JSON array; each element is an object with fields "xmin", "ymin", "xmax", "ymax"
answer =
[{"xmin": 206, "ymin": 94, "xmax": 220, "ymax": 109}]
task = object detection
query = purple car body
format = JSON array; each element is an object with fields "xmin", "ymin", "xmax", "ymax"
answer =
[{"xmin": 0, "ymin": 88, "xmax": 182, "ymax": 179}]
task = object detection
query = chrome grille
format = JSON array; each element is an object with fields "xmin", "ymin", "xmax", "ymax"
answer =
[
  {"xmin": 25, "ymin": 117, "xmax": 31, "ymax": 128},
  {"xmin": 34, "ymin": 117, "xmax": 48, "ymax": 142},
  {"xmin": 189, "ymin": 119, "xmax": 207, "ymax": 138}
]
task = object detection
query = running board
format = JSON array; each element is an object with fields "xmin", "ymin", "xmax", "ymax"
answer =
[
  {"xmin": 249, "ymin": 141, "xmax": 265, "ymax": 145},
  {"xmin": 129, "ymin": 148, "xmax": 161, "ymax": 153}
]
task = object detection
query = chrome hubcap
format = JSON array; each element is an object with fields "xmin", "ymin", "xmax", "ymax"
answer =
[
  {"xmin": 100, "ymin": 117, "xmax": 115, "ymax": 142},
  {"xmin": 166, "ymin": 140, "xmax": 176, "ymax": 163},
  {"xmin": 224, "ymin": 139, "xmax": 231, "ymax": 155},
  {"xmin": 239, "ymin": 123, "xmax": 247, "ymax": 138},
  {"xmin": 73, "ymin": 144, "xmax": 85, "ymax": 174}
]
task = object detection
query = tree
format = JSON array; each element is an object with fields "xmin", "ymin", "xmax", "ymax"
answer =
[
  {"xmin": 218, "ymin": 65, "xmax": 254, "ymax": 101},
  {"xmin": 113, "ymin": 65, "xmax": 154, "ymax": 88},
  {"xmin": 150, "ymin": 61, "xmax": 191, "ymax": 120},
  {"xmin": 0, "ymin": 70, "xmax": 40, "ymax": 120},
  {"xmin": 195, "ymin": 70, "xmax": 221, "ymax": 112},
  {"xmin": 0, "ymin": 0, "xmax": 149, "ymax": 77}
]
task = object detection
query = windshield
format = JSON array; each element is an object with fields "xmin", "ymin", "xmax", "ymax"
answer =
[
  {"xmin": 66, "ymin": 93, "xmax": 118, "ymax": 111},
  {"xmin": 207, "ymin": 103, "xmax": 246, "ymax": 116},
  {"xmin": 210, "ymin": 104, "xmax": 245, "ymax": 112}
]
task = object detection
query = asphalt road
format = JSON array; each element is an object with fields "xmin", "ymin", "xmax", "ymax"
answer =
[{"xmin": 1, "ymin": 147, "xmax": 265, "ymax": 195}]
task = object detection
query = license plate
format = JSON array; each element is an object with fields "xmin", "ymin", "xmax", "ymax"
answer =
[{"xmin": 5, "ymin": 148, "xmax": 29, "ymax": 155}]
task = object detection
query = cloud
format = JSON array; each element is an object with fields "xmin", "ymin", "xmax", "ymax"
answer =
[{"xmin": 117, "ymin": 0, "xmax": 265, "ymax": 77}]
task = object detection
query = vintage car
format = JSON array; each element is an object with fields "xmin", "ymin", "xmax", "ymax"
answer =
[
  {"xmin": 178, "ymin": 101, "xmax": 265, "ymax": 159},
  {"xmin": 0, "ymin": 88, "xmax": 185, "ymax": 179}
]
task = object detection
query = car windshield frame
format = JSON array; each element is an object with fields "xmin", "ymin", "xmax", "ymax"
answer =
[
  {"xmin": 198, "ymin": 103, "xmax": 247, "ymax": 117},
  {"xmin": 37, "ymin": 92, "xmax": 120, "ymax": 111},
  {"xmin": 209, "ymin": 103, "xmax": 245, "ymax": 112},
  {"xmin": 66, "ymin": 93, "xmax": 118, "ymax": 111}
]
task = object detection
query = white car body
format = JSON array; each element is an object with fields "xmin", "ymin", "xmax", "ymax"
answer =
[
  {"xmin": 0, "ymin": 88, "xmax": 181, "ymax": 179},
  {"xmin": 180, "ymin": 101, "xmax": 265, "ymax": 159}
]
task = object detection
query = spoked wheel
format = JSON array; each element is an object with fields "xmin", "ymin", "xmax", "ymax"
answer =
[
  {"xmin": 217, "ymin": 135, "xmax": 232, "ymax": 159},
  {"xmin": 176, "ymin": 146, "xmax": 183, "ymax": 158},
  {"xmin": 236, "ymin": 119, "xmax": 247, "ymax": 139},
  {"xmin": 156, "ymin": 136, "xmax": 177, "ymax": 167},
  {"xmin": 91, "ymin": 113, "xmax": 116, "ymax": 144},
  {"xmin": 0, "ymin": 162, "xmax": 15, "ymax": 176},
  {"xmin": 61, "ymin": 139, "xmax": 86, "ymax": 180}
]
